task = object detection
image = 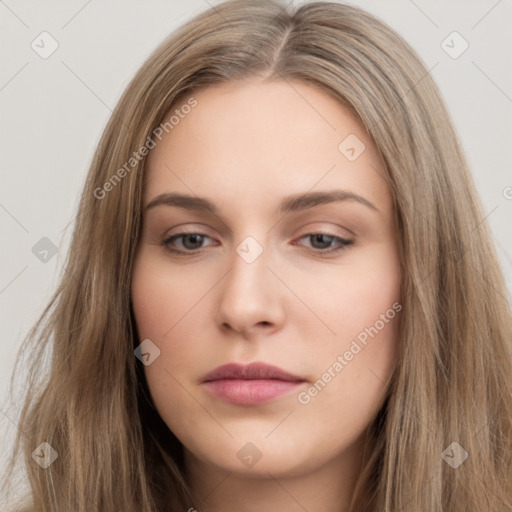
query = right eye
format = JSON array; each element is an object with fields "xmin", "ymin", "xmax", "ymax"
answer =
[{"xmin": 162, "ymin": 232, "xmax": 216, "ymax": 254}]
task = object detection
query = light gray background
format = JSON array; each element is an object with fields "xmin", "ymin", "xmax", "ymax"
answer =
[{"xmin": 1, "ymin": 0, "xmax": 511, "ymax": 494}]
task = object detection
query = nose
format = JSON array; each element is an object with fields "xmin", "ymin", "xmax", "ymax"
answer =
[{"xmin": 215, "ymin": 243, "xmax": 285, "ymax": 339}]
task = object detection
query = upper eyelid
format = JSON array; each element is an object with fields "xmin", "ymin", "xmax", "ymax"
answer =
[
  {"xmin": 162, "ymin": 220, "xmax": 354, "ymax": 239},
  {"xmin": 150, "ymin": 209, "xmax": 360, "ymax": 236},
  {"xmin": 164, "ymin": 229, "xmax": 351, "ymax": 240}
]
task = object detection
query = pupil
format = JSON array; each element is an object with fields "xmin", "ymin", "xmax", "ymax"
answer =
[
  {"xmin": 184, "ymin": 234, "xmax": 203, "ymax": 249},
  {"xmin": 312, "ymin": 234, "xmax": 332, "ymax": 249}
]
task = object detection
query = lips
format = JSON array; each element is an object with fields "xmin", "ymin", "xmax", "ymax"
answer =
[
  {"xmin": 201, "ymin": 362, "xmax": 306, "ymax": 405},
  {"xmin": 201, "ymin": 362, "xmax": 304, "ymax": 383}
]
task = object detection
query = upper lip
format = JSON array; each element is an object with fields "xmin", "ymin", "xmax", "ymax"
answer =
[{"xmin": 201, "ymin": 362, "xmax": 305, "ymax": 383}]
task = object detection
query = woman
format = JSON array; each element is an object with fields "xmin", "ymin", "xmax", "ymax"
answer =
[{"xmin": 3, "ymin": 0, "xmax": 512, "ymax": 510}]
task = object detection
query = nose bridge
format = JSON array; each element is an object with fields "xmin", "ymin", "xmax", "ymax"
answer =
[
  {"xmin": 226, "ymin": 234, "xmax": 272, "ymax": 300},
  {"xmin": 215, "ymin": 232, "xmax": 283, "ymax": 334}
]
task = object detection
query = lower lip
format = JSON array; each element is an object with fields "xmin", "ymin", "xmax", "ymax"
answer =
[{"xmin": 203, "ymin": 379, "xmax": 304, "ymax": 405}]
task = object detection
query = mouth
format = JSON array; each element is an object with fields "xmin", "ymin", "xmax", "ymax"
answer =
[{"xmin": 201, "ymin": 362, "xmax": 306, "ymax": 406}]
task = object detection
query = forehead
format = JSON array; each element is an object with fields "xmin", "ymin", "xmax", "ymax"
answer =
[{"xmin": 143, "ymin": 79, "xmax": 391, "ymax": 215}]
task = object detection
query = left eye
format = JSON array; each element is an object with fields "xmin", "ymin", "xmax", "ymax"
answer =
[
  {"xmin": 298, "ymin": 233, "xmax": 353, "ymax": 253},
  {"xmin": 162, "ymin": 232, "xmax": 353, "ymax": 255}
]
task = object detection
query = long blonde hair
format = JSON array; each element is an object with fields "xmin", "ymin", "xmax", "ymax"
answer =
[{"xmin": 4, "ymin": 0, "xmax": 512, "ymax": 510}]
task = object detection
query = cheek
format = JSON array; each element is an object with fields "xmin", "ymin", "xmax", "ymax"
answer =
[
  {"xmin": 131, "ymin": 250, "xmax": 205, "ymax": 340},
  {"xmin": 297, "ymin": 304, "xmax": 400, "ymax": 449},
  {"xmin": 301, "ymin": 245, "xmax": 401, "ymax": 416},
  {"xmin": 131, "ymin": 252, "xmax": 209, "ymax": 419},
  {"xmin": 311, "ymin": 244, "xmax": 401, "ymax": 346}
]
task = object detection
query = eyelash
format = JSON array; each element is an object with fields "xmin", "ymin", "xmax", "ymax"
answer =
[{"xmin": 161, "ymin": 231, "xmax": 353, "ymax": 257}]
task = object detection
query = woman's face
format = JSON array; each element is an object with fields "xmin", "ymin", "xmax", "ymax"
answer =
[{"xmin": 131, "ymin": 78, "xmax": 401, "ymax": 479}]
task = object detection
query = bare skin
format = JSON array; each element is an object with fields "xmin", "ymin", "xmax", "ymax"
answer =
[{"xmin": 131, "ymin": 77, "xmax": 401, "ymax": 512}]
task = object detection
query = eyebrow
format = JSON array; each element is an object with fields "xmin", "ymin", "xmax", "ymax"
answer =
[{"xmin": 143, "ymin": 189, "xmax": 379, "ymax": 214}]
